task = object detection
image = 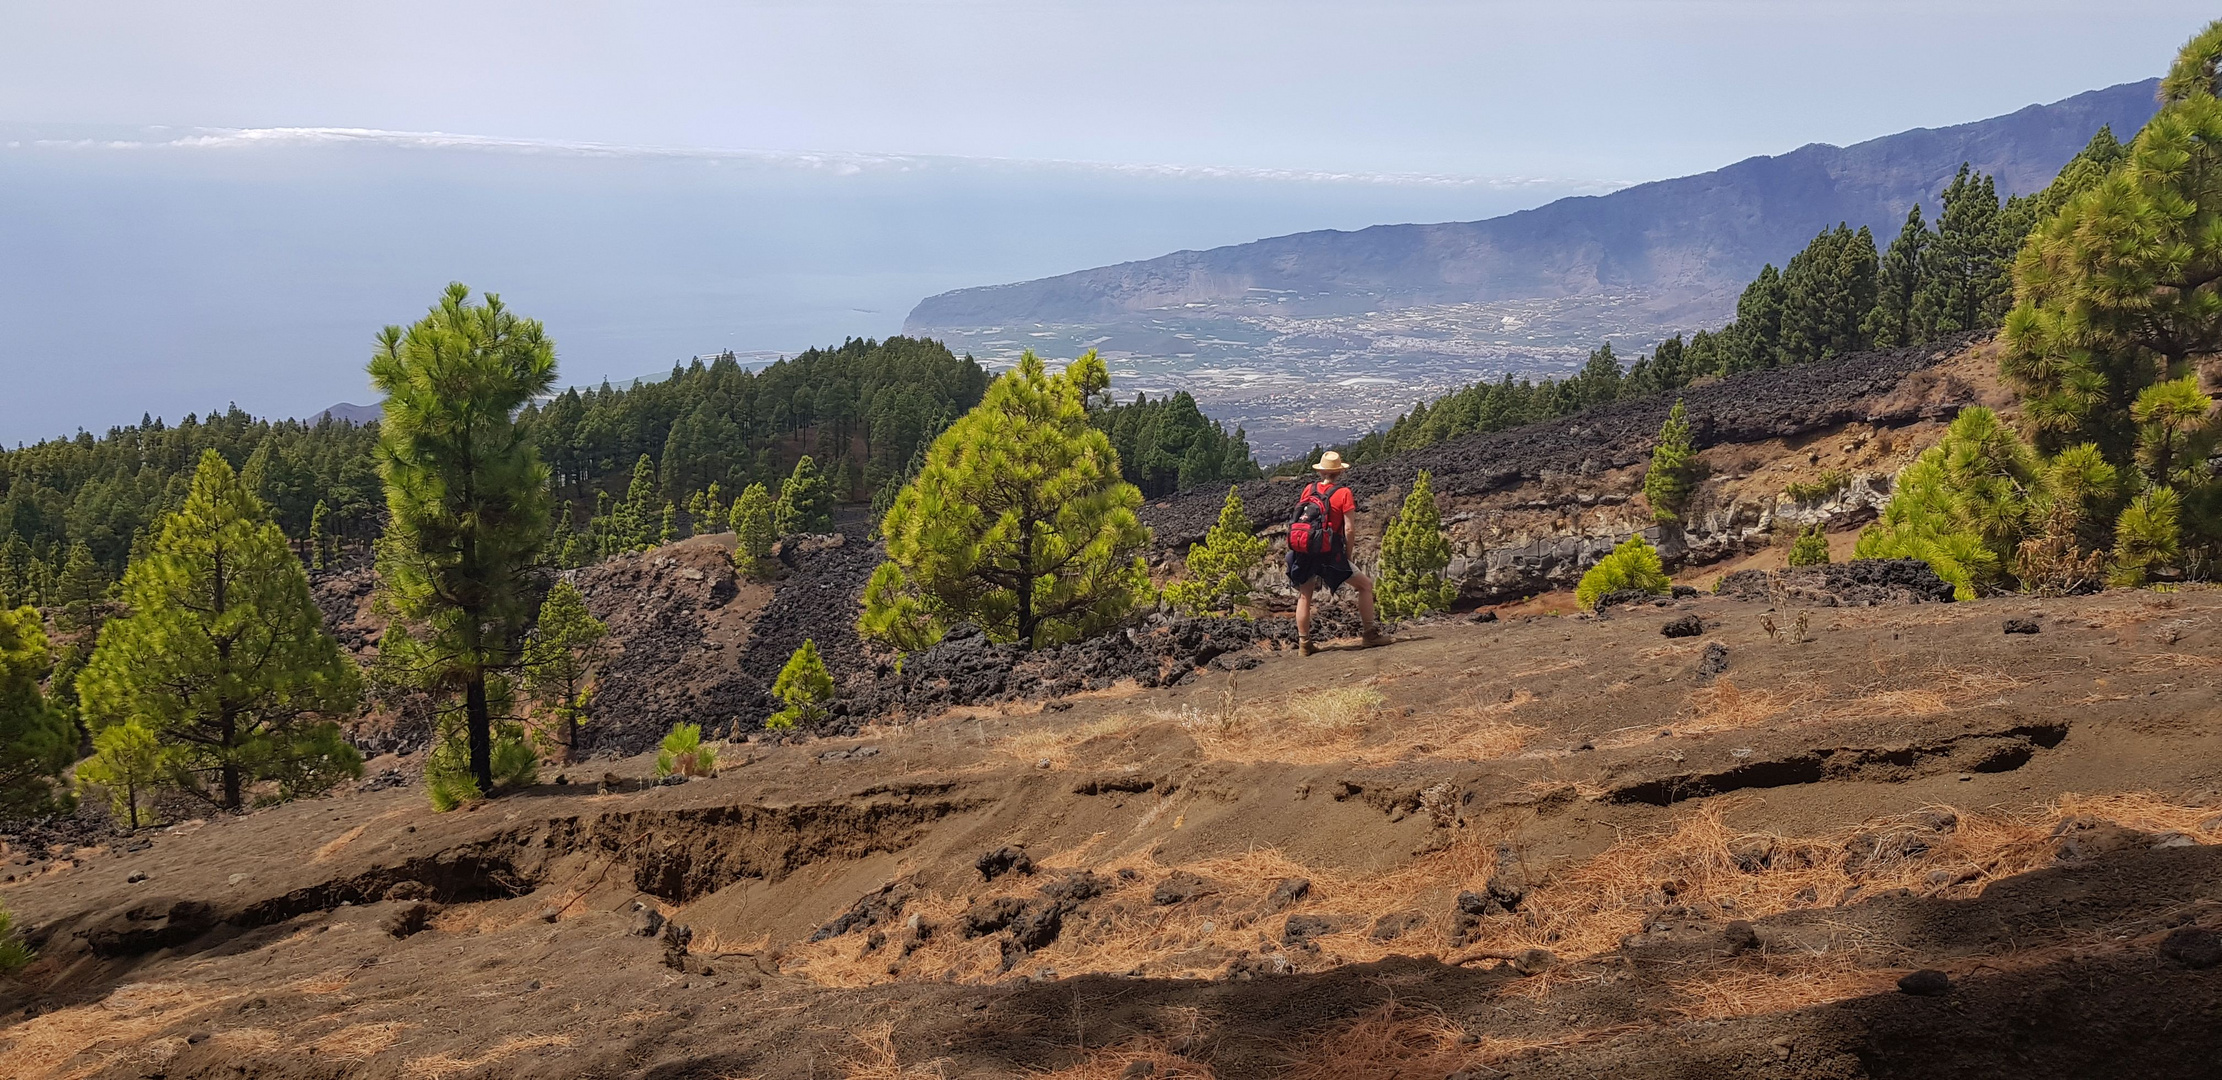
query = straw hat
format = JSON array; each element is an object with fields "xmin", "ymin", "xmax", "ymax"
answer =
[{"xmin": 1311, "ymin": 450, "xmax": 1349, "ymax": 474}]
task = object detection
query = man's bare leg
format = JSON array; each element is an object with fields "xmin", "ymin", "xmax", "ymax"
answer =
[
  {"xmin": 1350, "ymin": 572, "xmax": 1391, "ymax": 646},
  {"xmin": 1296, "ymin": 579, "xmax": 1318, "ymax": 653},
  {"xmin": 1350, "ymin": 572, "xmax": 1379, "ymax": 631}
]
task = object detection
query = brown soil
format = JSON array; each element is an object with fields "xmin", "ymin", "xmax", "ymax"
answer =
[{"xmin": 8, "ymin": 583, "xmax": 2222, "ymax": 1078}]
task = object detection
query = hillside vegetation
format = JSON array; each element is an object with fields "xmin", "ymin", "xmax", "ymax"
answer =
[{"xmin": 3, "ymin": 21, "xmax": 2222, "ymax": 1080}]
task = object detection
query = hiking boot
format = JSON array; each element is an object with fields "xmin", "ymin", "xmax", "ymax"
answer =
[
  {"xmin": 1298, "ymin": 637, "xmax": 1317, "ymax": 656},
  {"xmin": 1360, "ymin": 626, "xmax": 1393, "ymax": 648}
]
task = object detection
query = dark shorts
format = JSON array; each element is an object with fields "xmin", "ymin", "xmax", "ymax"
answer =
[{"xmin": 1288, "ymin": 550, "xmax": 1355, "ymax": 593}]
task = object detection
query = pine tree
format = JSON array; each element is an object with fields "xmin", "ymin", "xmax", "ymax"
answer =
[
  {"xmin": 0, "ymin": 604, "xmax": 73, "ymax": 819},
  {"xmin": 1854, "ymin": 408, "xmax": 2044, "ymax": 599},
  {"xmin": 1163, "ymin": 486, "xmax": 1268, "ymax": 615},
  {"xmin": 0, "ymin": 897, "xmax": 30, "ymax": 972},
  {"xmin": 1865, "ymin": 205, "xmax": 1931, "ymax": 348},
  {"xmin": 1643, "ymin": 400, "xmax": 1701, "ymax": 524},
  {"xmin": 76, "ymin": 720, "xmax": 166, "ymax": 830},
  {"xmin": 1725, "ymin": 264, "xmax": 1787, "ymax": 371},
  {"xmin": 660, "ymin": 501, "xmax": 679, "ymax": 545},
  {"xmin": 522, "ymin": 580, "xmax": 609, "ymax": 764},
  {"xmin": 1377, "ymin": 470, "xmax": 1459, "ymax": 617},
  {"xmin": 612, "ymin": 454, "xmax": 659, "ymax": 553},
  {"xmin": 1778, "ymin": 224, "xmax": 1879, "ymax": 365},
  {"xmin": 861, "ymin": 351, "xmax": 1151, "ymax": 650},
  {"xmin": 767, "ymin": 639, "xmax": 834, "ymax": 729},
  {"xmin": 774, "ymin": 455, "xmax": 834, "ymax": 536},
  {"xmin": 2004, "ymin": 21, "xmax": 2222, "ymax": 464},
  {"xmin": 654, "ymin": 722, "xmax": 718, "ymax": 776},
  {"xmin": 2114, "ymin": 485, "xmax": 2183, "ymax": 586},
  {"xmin": 77, "ymin": 451, "xmax": 362, "ymax": 810},
  {"xmin": 0, "ymin": 535, "xmax": 33, "ymax": 608},
  {"xmin": 728, "ymin": 482, "xmax": 777, "ymax": 578},
  {"xmin": 53, "ymin": 541, "xmax": 107, "ymax": 630},
  {"xmin": 1575, "ymin": 535, "xmax": 1671, "ymax": 610},
  {"xmin": 368, "ymin": 283, "xmax": 555, "ymax": 799},
  {"xmin": 2131, "ymin": 375, "xmax": 2216, "ymax": 488},
  {"xmin": 1912, "ymin": 165, "xmax": 2009, "ymax": 338},
  {"xmin": 308, "ymin": 500, "xmax": 329, "ymax": 570}
]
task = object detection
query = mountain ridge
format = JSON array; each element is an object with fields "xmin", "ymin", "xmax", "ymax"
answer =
[{"xmin": 907, "ymin": 79, "xmax": 2163, "ymax": 331}]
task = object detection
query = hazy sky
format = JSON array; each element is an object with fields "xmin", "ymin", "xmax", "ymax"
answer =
[
  {"xmin": 2, "ymin": 2, "xmax": 2207, "ymax": 180},
  {"xmin": 1, "ymin": 2, "xmax": 2212, "ymax": 444}
]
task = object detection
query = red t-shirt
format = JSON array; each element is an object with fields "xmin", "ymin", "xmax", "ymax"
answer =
[{"xmin": 1307, "ymin": 481, "xmax": 1355, "ymax": 542}]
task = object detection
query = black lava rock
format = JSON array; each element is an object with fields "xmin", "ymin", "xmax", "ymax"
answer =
[
  {"xmin": 1718, "ymin": 559, "xmax": 1957, "ymax": 607},
  {"xmin": 1723, "ymin": 920, "xmax": 1760, "ymax": 953},
  {"xmin": 1152, "ymin": 870, "xmax": 1215, "ymax": 906},
  {"xmin": 1040, "ymin": 871, "xmax": 1105, "ymax": 906},
  {"xmin": 975, "ymin": 846, "xmax": 1033, "ymax": 882},
  {"xmin": 1264, "ymin": 877, "xmax": 1312, "ymax": 912},
  {"xmin": 2161, "ymin": 926, "xmax": 2222, "ymax": 969},
  {"xmin": 1897, "ymin": 969, "xmax": 1951, "ymax": 996},
  {"xmin": 1661, "ymin": 614, "xmax": 1705, "ymax": 638},
  {"xmin": 1282, "ymin": 913, "xmax": 1337, "ymax": 946},
  {"xmin": 2003, "ymin": 617, "xmax": 2041, "ymax": 635},
  {"xmin": 959, "ymin": 897, "xmax": 1029, "ymax": 939},
  {"xmin": 1695, "ymin": 641, "xmax": 1731, "ymax": 682},
  {"xmin": 1596, "ymin": 589, "xmax": 1664, "ymax": 612}
]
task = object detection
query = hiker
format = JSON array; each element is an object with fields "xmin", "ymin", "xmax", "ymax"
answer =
[{"xmin": 1286, "ymin": 451, "xmax": 1390, "ymax": 655}]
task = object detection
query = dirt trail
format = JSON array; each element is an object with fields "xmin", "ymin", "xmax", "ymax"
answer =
[{"xmin": 7, "ymin": 582, "xmax": 2222, "ymax": 1078}]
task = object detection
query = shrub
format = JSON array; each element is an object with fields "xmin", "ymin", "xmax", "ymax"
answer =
[
  {"xmin": 654, "ymin": 722, "xmax": 719, "ymax": 778},
  {"xmin": 1377, "ymin": 471, "xmax": 1459, "ymax": 617},
  {"xmin": 1783, "ymin": 470, "xmax": 1850, "ymax": 503},
  {"xmin": 1164, "ymin": 486, "xmax": 1269, "ymax": 616},
  {"xmin": 426, "ymin": 713, "xmax": 538, "ymax": 812},
  {"xmin": 1853, "ymin": 407, "xmax": 2041, "ymax": 599},
  {"xmin": 1787, "ymin": 524, "xmax": 1831, "ymax": 566},
  {"xmin": 767, "ymin": 639, "xmax": 835, "ymax": 730},
  {"xmin": 0, "ymin": 899, "xmax": 30, "ymax": 974},
  {"xmin": 2113, "ymin": 486, "xmax": 2182, "ymax": 586},
  {"xmin": 1575, "ymin": 535, "xmax": 1671, "ymax": 610}
]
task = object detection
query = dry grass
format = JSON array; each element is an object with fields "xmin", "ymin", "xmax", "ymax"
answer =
[
  {"xmin": 1279, "ymin": 1001, "xmax": 1471, "ymax": 1080},
  {"xmin": 310, "ymin": 1021, "xmax": 414, "ymax": 1058},
  {"xmin": 1628, "ymin": 677, "xmax": 1817, "ymax": 741},
  {"xmin": 1278, "ymin": 1001, "xmax": 1642, "ymax": 1079},
  {"xmin": 1029, "ymin": 1040, "xmax": 1215, "ymax": 1079},
  {"xmin": 401, "ymin": 1033, "xmax": 575, "ymax": 1079},
  {"xmin": 2131, "ymin": 652, "xmax": 2222, "ymax": 672},
  {"xmin": 1000, "ymin": 716, "xmax": 1144, "ymax": 770},
  {"xmin": 1457, "ymin": 792, "xmax": 2222, "ymax": 993},
  {"xmin": 1823, "ymin": 666, "xmax": 2029, "ymax": 721},
  {"xmin": 0, "ymin": 981, "xmax": 249, "ymax": 1080},
  {"xmin": 312, "ymin": 824, "xmax": 367, "ymax": 862},
  {"xmin": 843, "ymin": 1021, "xmax": 954, "ymax": 1080},
  {"xmin": 787, "ymin": 791, "xmax": 2222, "ymax": 1002},
  {"xmin": 1165, "ymin": 686, "xmax": 1387, "ymax": 765},
  {"xmin": 1351, "ymin": 702, "xmax": 1541, "ymax": 766},
  {"xmin": 1668, "ymin": 952, "xmax": 1898, "ymax": 1019}
]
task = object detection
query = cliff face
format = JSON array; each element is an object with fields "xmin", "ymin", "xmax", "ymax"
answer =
[{"xmin": 909, "ymin": 81, "xmax": 2159, "ymax": 334}]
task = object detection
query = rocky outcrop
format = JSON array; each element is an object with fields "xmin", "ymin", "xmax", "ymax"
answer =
[{"xmin": 1141, "ymin": 336, "xmax": 1984, "ymax": 606}]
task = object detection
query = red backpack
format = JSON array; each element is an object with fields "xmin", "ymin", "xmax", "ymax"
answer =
[{"xmin": 1287, "ymin": 482, "xmax": 1340, "ymax": 556}]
